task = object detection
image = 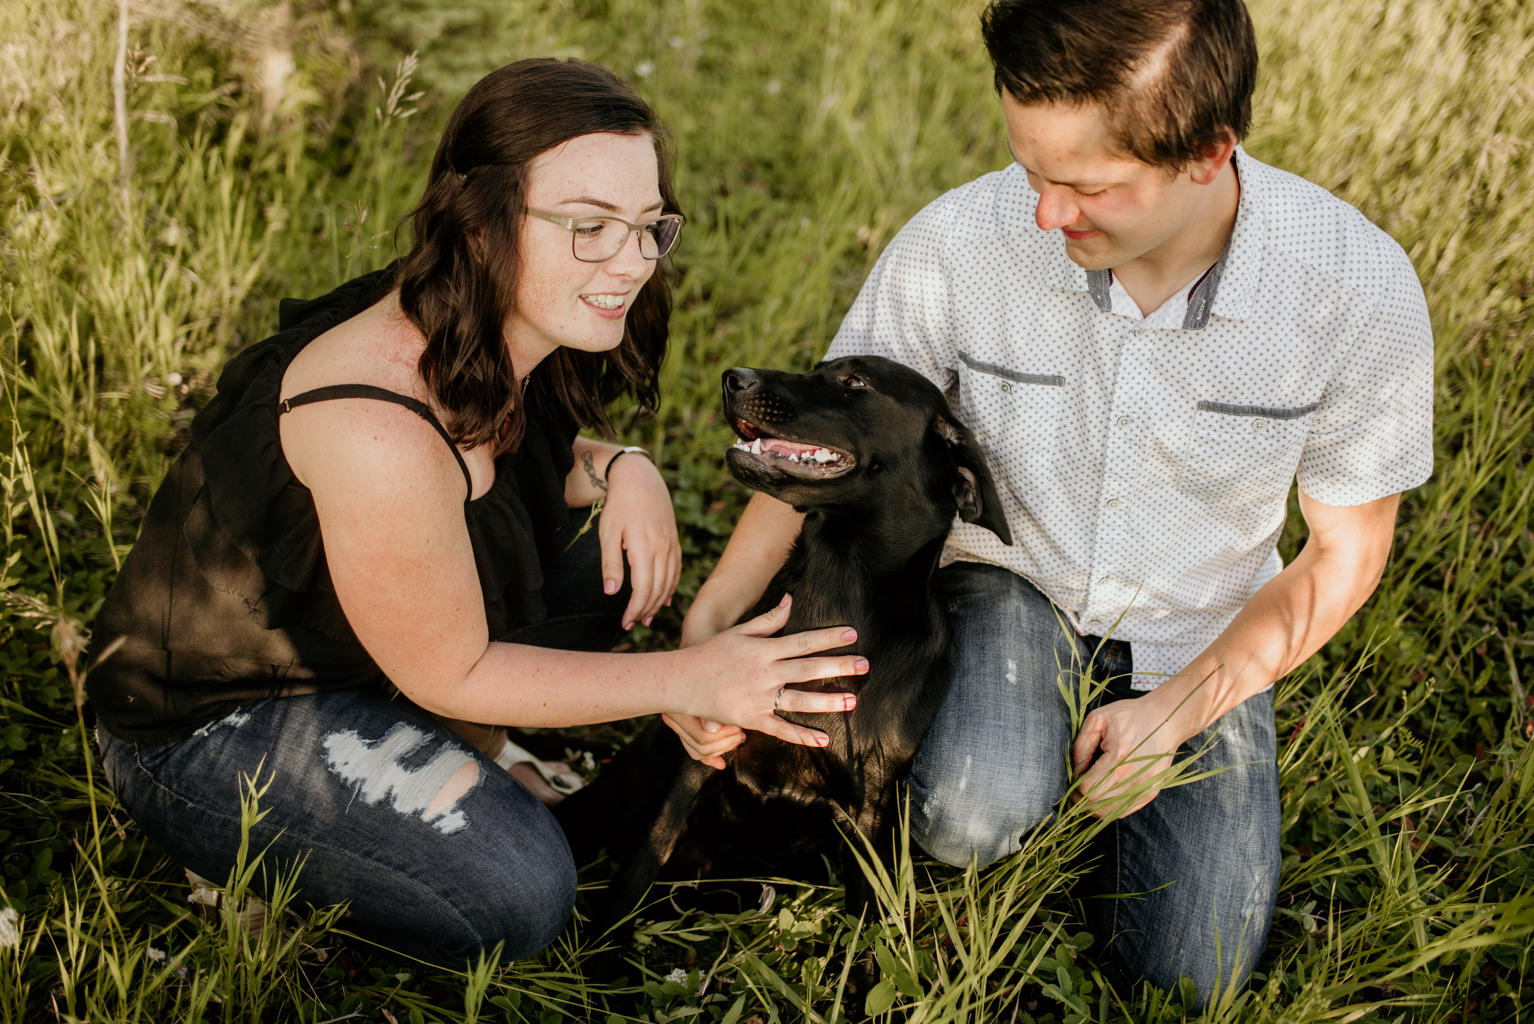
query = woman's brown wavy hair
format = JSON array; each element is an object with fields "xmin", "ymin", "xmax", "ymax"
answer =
[{"xmin": 392, "ymin": 58, "xmax": 681, "ymax": 452}]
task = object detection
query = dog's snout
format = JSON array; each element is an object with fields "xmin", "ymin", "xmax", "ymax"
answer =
[{"xmin": 723, "ymin": 368, "xmax": 760, "ymax": 393}]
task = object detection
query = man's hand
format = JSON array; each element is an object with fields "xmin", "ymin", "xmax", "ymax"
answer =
[
  {"xmin": 1071, "ymin": 685, "xmax": 1192, "ymax": 819},
  {"xmin": 660, "ymin": 712, "xmax": 744, "ymax": 770},
  {"xmin": 1071, "ymin": 489, "xmax": 1401, "ymax": 819}
]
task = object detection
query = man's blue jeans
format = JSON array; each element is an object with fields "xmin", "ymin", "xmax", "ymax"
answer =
[
  {"xmin": 96, "ymin": 509, "xmax": 624, "ymax": 965},
  {"xmin": 909, "ymin": 562, "xmax": 1280, "ymax": 1003}
]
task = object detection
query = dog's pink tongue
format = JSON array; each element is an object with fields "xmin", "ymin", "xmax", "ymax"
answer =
[{"xmin": 760, "ymin": 438, "xmax": 822, "ymax": 458}]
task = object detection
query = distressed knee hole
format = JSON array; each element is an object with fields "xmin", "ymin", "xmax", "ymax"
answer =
[
  {"xmin": 427, "ymin": 761, "xmax": 480, "ymax": 821},
  {"xmin": 322, "ymin": 724, "xmax": 480, "ymax": 834}
]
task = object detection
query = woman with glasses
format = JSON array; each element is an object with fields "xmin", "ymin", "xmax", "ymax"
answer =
[{"xmin": 86, "ymin": 58, "xmax": 864, "ymax": 966}]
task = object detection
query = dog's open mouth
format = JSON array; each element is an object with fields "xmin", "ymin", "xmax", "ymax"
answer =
[{"xmin": 729, "ymin": 417, "xmax": 855, "ymax": 476}]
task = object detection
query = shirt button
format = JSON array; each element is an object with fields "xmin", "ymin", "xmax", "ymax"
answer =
[
  {"xmin": 1116, "ymin": 415, "xmax": 1132, "ymax": 428},
  {"xmin": 1000, "ymin": 382, "xmax": 1012, "ymax": 393},
  {"xmin": 1098, "ymin": 576, "xmax": 1110, "ymax": 584},
  {"xmin": 1105, "ymin": 497, "xmax": 1122, "ymax": 509},
  {"xmin": 1085, "ymin": 617, "xmax": 1102, "ymax": 628},
  {"xmin": 1252, "ymin": 418, "xmax": 1267, "ymax": 432}
]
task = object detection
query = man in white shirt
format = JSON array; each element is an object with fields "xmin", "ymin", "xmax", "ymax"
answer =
[{"xmin": 675, "ymin": 0, "xmax": 1433, "ymax": 1002}]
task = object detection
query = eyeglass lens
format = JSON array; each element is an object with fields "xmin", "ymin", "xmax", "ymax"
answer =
[{"xmin": 572, "ymin": 216, "xmax": 681, "ymax": 261}]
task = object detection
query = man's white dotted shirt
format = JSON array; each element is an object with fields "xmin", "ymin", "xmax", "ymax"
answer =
[{"xmin": 825, "ymin": 148, "xmax": 1434, "ymax": 688}]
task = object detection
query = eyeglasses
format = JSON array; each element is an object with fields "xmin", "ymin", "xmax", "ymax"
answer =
[{"xmin": 525, "ymin": 208, "xmax": 685, "ymax": 262}]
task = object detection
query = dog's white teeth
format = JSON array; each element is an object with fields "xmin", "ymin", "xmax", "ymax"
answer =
[{"xmin": 734, "ymin": 436, "xmax": 844, "ymax": 466}]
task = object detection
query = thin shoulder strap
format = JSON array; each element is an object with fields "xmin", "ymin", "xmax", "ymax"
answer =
[{"xmin": 280, "ymin": 384, "xmax": 473, "ymax": 499}]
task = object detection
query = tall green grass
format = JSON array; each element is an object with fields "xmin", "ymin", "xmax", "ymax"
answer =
[{"xmin": 2, "ymin": 0, "xmax": 1530, "ymax": 1020}]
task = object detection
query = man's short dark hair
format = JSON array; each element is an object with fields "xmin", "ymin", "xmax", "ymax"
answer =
[{"xmin": 980, "ymin": 0, "xmax": 1257, "ymax": 169}]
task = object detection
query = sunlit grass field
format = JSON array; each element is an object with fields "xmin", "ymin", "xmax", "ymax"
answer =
[{"xmin": 2, "ymin": 0, "xmax": 1530, "ymax": 1020}]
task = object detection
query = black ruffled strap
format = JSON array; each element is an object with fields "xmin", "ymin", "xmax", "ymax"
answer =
[{"xmin": 280, "ymin": 385, "xmax": 473, "ymax": 500}]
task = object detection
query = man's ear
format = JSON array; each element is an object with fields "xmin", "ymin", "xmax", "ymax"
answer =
[
  {"xmin": 1189, "ymin": 129, "xmax": 1238, "ymax": 186},
  {"xmin": 934, "ymin": 414, "xmax": 1012, "ymax": 545}
]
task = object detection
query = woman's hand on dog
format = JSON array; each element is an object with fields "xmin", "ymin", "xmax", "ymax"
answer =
[
  {"xmin": 600, "ymin": 452, "xmax": 682, "ymax": 630},
  {"xmin": 668, "ymin": 594, "xmax": 865, "ymax": 765}
]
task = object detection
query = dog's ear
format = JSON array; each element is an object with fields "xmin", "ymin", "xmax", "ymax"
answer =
[{"xmin": 934, "ymin": 415, "xmax": 1013, "ymax": 545}]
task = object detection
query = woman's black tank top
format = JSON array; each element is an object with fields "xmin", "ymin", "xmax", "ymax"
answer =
[{"xmin": 86, "ymin": 269, "xmax": 576, "ymax": 742}]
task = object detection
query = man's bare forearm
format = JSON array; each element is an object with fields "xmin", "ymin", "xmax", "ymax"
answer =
[
  {"xmin": 1145, "ymin": 491, "xmax": 1400, "ymax": 743},
  {"xmin": 682, "ymin": 492, "xmax": 804, "ymax": 644}
]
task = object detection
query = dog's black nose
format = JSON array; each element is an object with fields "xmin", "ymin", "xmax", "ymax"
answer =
[{"xmin": 723, "ymin": 368, "xmax": 760, "ymax": 393}]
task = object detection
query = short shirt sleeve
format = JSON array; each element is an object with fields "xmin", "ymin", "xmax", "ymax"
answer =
[
  {"xmin": 825, "ymin": 195, "xmax": 962, "ymax": 388},
  {"xmin": 1298, "ymin": 241, "xmax": 1435, "ymax": 506}
]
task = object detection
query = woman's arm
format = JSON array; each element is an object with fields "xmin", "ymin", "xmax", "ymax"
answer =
[
  {"xmin": 568, "ymin": 435, "xmax": 680, "ymax": 630},
  {"xmin": 281, "ymin": 401, "xmax": 857, "ymax": 746}
]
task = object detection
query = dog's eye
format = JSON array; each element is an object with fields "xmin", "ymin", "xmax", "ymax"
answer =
[{"xmin": 841, "ymin": 374, "xmax": 867, "ymax": 389}]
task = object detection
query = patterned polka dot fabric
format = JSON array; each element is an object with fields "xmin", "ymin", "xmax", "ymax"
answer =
[{"xmin": 825, "ymin": 148, "xmax": 1434, "ymax": 688}]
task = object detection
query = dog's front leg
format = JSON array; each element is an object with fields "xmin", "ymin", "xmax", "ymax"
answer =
[
  {"xmin": 600, "ymin": 758, "xmax": 713, "ymax": 932},
  {"xmin": 841, "ymin": 794, "xmax": 892, "ymax": 919}
]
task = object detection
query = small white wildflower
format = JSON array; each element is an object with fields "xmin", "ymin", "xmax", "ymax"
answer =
[
  {"xmin": 188, "ymin": 883, "xmax": 219, "ymax": 908},
  {"xmin": 635, "ymin": 61, "xmax": 655, "ymax": 78},
  {"xmin": 766, "ymin": 79, "xmax": 781, "ymax": 96},
  {"xmin": 166, "ymin": 371, "xmax": 183, "ymax": 387},
  {"xmin": 664, "ymin": 967, "xmax": 688, "ymax": 985},
  {"xmin": 147, "ymin": 946, "xmax": 166, "ymax": 962},
  {"xmin": 0, "ymin": 907, "xmax": 18, "ymax": 949}
]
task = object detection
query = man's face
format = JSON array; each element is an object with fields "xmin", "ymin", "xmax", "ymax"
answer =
[{"xmin": 1001, "ymin": 92, "xmax": 1211, "ymax": 274}]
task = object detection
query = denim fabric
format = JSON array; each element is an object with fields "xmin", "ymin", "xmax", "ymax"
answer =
[
  {"xmin": 96, "ymin": 508, "xmax": 628, "ymax": 965},
  {"xmin": 99, "ymin": 691, "xmax": 574, "ymax": 964},
  {"xmin": 908, "ymin": 562, "xmax": 1280, "ymax": 1003}
]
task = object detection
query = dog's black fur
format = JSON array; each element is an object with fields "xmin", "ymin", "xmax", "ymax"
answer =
[{"xmin": 558, "ymin": 355, "xmax": 1010, "ymax": 935}]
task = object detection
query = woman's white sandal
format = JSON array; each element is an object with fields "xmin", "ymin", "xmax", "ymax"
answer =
[{"xmin": 488, "ymin": 734, "xmax": 587, "ymax": 796}]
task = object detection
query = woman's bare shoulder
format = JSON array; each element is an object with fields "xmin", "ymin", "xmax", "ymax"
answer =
[
  {"xmin": 280, "ymin": 289, "xmax": 427, "ymax": 403},
  {"xmin": 276, "ymin": 290, "xmax": 472, "ymax": 495}
]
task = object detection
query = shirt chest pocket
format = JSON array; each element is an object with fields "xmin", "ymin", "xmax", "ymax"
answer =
[
  {"xmin": 955, "ymin": 354, "xmax": 1069, "ymax": 450},
  {"xmin": 1176, "ymin": 401, "xmax": 1315, "ymax": 514}
]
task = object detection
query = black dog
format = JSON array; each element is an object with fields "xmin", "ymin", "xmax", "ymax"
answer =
[{"xmin": 558, "ymin": 355, "xmax": 1010, "ymax": 935}]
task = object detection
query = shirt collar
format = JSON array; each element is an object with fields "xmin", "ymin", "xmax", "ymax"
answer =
[{"xmin": 1207, "ymin": 146, "xmax": 1260, "ymax": 323}]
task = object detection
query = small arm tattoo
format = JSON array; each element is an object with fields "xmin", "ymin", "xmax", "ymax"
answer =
[{"xmin": 581, "ymin": 450, "xmax": 608, "ymax": 493}]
